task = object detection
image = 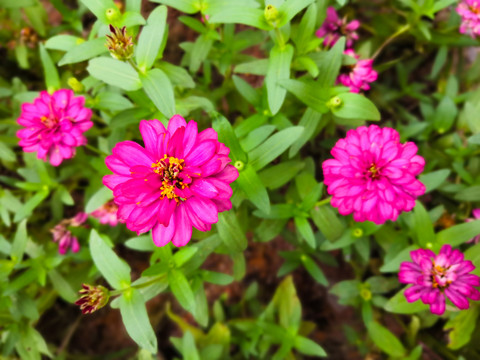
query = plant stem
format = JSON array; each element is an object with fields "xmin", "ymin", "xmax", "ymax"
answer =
[
  {"xmin": 84, "ymin": 143, "xmax": 109, "ymax": 157},
  {"xmin": 372, "ymin": 24, "xmax": 411, "ymax": 60}
]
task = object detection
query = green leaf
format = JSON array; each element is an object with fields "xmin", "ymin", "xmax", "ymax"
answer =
[
  {"xmin": 294, "ymin": 216, "xmax": 316, "ymax": 248},
  {"xmin": 253, "ymin": 204, "xmax": 295, "ymax": 219},
  {"xmin": 384, "ymin": 288, "xmax": 429, "ymax": 314},
  {"xmin": 293, "ymin": 336, "xmax": 327, "ymax": 357},
  {"xmin": 380, "ymin": 245, "xmax": 418, "ymax": 273},
  {"xmin": 216, "ymin": 210, "xmax": 247, "ymax": 253},
  {"xmin": 240, "ymin": 125, "xmax": 276, "ymax": 152},
  {"xmin": 58, "ymin": 38, "xmax": 108, "ymax": 66},
  {"xmin": 301, "ymin": 255, "xmax": 328, "ymax": 285},
  {"xmin": 208, "ymin": 5, "xmax": 271, "ymax": 30},
  {"xmin": 418, "ymin": 169, "xmax": 450, "ymax": 193},
  {"xmin": 87, "ymin": 57, "xmax": 142, "ymax": 91},
  {"xmin": 236, "ymin": 165, "xmax": 270, "ymax": 213},
  {"xmin": 279, "ymin": 79, "xmax": 330, "ymax": 113},
  {"xmin": 232, "ymin": 75, "xmax": 259, "ymax": 107},
  {"xmin": 140, "ymin": 68, "xmax": 175, "ymax": 118},
  {"xmin": 136, "ymin": 5, "xmax": 168, "ymax": 71},
  {"xmin": 159, "ymin": 61, "xmax": 195, "ymax": 88},
  {"xmin": 169, "ymin": 268, "xmax": 196, "ymax": 313},
  {"xmin": 202, "ymin": 270, "xmax": 234, "ymax": 285},
  {"xmin": 79, "ymin": 0, "xmax": 117, "ymax": 23},
  {"xmin": 14, "ymin": 189, "xmax": 49, "ymax": 223},
  {"xmin": 437, "ymin": 220, "xmax": 480, "ymax": 246},
  {"xmin": 11, "ymin": 219, "xmax": 28, "ymax": 264},
  {"xmin": 332, "ymin": 93, "xmax": 380, "ymax": 121},
  {"xmin": 444, "ymin": 306, "xmax": 479, "ymax": 350},
  {"xmin": 266, "ymin": 44, "xmax": 294, "ymax": 115},
  {"xmin": 248, "ymin": 126, "xmax": 303, "ymax": 171},
  {"xmin": 48, "ymin": 269, "xmax": 77, "ymax": 303},
  {"xmin": 173, "ymin": 247, "xmax": 198, "ymax": 268},
  {"xmin": 259, "ymin": 160, "xmax": 305, "ymax": 190},
  {"xmin": 316, "ymin": 37, "xmax": 345, "ymax": 87},
  {"xmin": 1, "ymin": 0, "xmax": 35, "ymax": 7},
  {"xmin": 39, "ymin": 44, "xmax": 60, "ymax": 92},
  {"xmin": 0, "ymin": 143, "xmax": 16, "ymax": 162},
  {"xmin": 234, "ymin": 59, "xmax": 269, "ymax": 76},
  {"xmin": 293, "ymin": 3, "xmax": 317, "ymax": 53},
  {"xmin": 151, "ymin": 0, "xmax": 199, "ymax": 14},
  {"xmin": 454, "ymin": 185, "xmax": 480, "ymax": 201},
  {"xmin": 182, "ymin": 331, "xmax": 200, "ymax": 360},
  {"xmin": 310, "ymin": 205, "xmax": 345, "ymax": 242},
  {"xmin": 278, "ymin": 0, "xmax": 315, "ymax": 28},
  {"xmin": 434, "ymin": 96, "xmax": 457, "ymax": 133},
  {"xmin": 119, "ymin": 288, "xmax": 158, "ymax": 353},
  {"xmin": 125, "ymin": 235, "xmax": 156, "ymax": 252},
  {"xmin": 85, "ymin": 186, "xmax": 112, "ymax": 213},
  {"xmin": 212, "ymin": 112, "xmax": 247, "ymax": 163},
  {"xmin": 366, "ymin": 321, "xmax": 406, "ymax": 357},
  {"xmin": 24, "ymin": 3, "xmax": 47, "ymax": 36},
  {"xmin": 89, "ymin": 229, "xmax": 131, "ymax": 289},
  {"xmin": 189, "ymin": 34, "xmax": 214, "ymax": 73},
  {"xmin": 412, "ymin": 201, "xmax": 435, "ymax": 247}
]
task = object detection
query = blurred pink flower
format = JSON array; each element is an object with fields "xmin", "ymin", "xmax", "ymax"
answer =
[
  {"xmin": 51, "ymin": 212, "xmax": 88, "ymax": 255},
  {"xmin": 316, "ymin": 6, "xmax": 360, "ymax": 48},
  {"xmin": 322, "ymin": 125, "xmax": 425, "ymax": 224},
  {"xmin": 457, "ymin": 0, "xmax": 480, "ymax": 38},
  {"xmin": 399, "ymin": 245, "xmax": 480, "ymax": 315},
  {"xmin": 91, "ymin": 200, "xmax": 120, "ymax": 226},
  {"xmin": 466, "ymin": 208, "xmax": 480, "ymax": 243},
  {"xmin": 17, "ymin": 89, "xmax": 93, "ymax": 166},
  {"xmin": 337, "ymin": 50, "xmax": 377, "ymax": 93},
  {"xmin": 103, "ymin": 115, "xmax": 238, "ymax": 247}
]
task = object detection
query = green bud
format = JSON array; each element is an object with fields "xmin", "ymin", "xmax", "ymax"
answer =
[
  {"xmin": 352, "ymin": 228, "xmax": 363, "ymax": 238},
  {"xmin": 105, "ymin": 7, "xmax": 120, "ymax": 22},
  {"xmin": 264, "ymin": 4, "xmax": 280, "ymax": 24},
  {"xmin": 67, "ymin": 77, "xmax": 84, "ymax": 93},
  {"xmin": 359, "ymin": 287, "xmax": 372, "ymax": 301},
  {"xmin": 234, "ymin": 160, "xmax": 245, "ymax": 171},
  {"xmin": 327, "ymin": 96, "xmax": 342, "ymax": 109}
]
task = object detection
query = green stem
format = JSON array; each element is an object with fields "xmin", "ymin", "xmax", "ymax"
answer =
[
  {"xmin": 315, "ymin": 196, "xmax": 332, "ymax": 207},
  {"xmin": 110, "ymin": 273, "xmax": 167, "ymax": 296},
  {"xmin": 274, "ymin": 27, "xmax": 285, "ymax": 48},
  {"xmin": 84, "ymin": 143, "xmax": 109, "ymax": 157},
  {"xmin": 372, "ymin": 24, "xmax": 411, "ymax": 60}
]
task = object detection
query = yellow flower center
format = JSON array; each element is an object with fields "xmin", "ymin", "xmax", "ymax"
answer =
[{"xmin": 151, "ymin": 155, "xmax": 188, "ymax": 203}]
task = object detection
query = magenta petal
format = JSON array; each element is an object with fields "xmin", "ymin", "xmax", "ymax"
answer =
[
  {"xmin": 112, "ymin": 141, "xmax": 154, "ymax": 167},
  {"xmin": 167, "ymin": 115, "xmax": 187, "ymax": 134},
  {"xmin": 171, "ymin": 205, "xmax": 192, "ymax": 247},
  {"xmin": 186, "ymin": 140, "xmax": 216, "ymax": 167},
  {"xmin": 140, "ymin": 120, "xmax": 159, "ymax": 156},
  {"xmin": 152, "ymin": 220, "xmax": 175, "ymax": 247},
  {"xmin": 429, "ymin": 292, "xmax": 446, "ymax": 315},
  {"xmin": 186, "ymin": 197, "xmax": 218, "ymax": 224}
]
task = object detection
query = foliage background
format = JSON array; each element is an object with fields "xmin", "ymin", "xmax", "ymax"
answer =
[{"xmin": 2, "ymin": 0, "xmax": 480, "ymax": 359}]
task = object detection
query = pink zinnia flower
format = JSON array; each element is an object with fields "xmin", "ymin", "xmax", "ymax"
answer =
[
  {"xmin": 16, "ymin": 89, "xmax": 93, "ymax": 166},
  {"xmin": 51, "ymin": 212, "xmax": 88, "ymax": 255},
  {"xmin": 337, "ymin": 50, "xmax": 377, "ymax": 93},
  {"xmin": 103, "ymin": 115, "xmax": 239, "ymax": 247},
  {"xmin": 399, "ymin": 245, "xmax": 480, "ymax": 315},
  {"xmin": 316, "ymin": 6, "xmax": 360, "ymax": 48},
  {"xmin": 457, "ymin": 0, "xmax": 480, "ymax": 38},
  {"xmin": 91, "ymin": 200, "xmax": 120, "ymax": 226},
  {"xmin": 466, "ymin": 208, "xmax": 480, "ymax": 243},
  {"xmin": 322, "ymin": 125, "xmax": 426, "ymax": 224}
]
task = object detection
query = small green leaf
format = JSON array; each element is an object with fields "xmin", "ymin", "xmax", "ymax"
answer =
[
  {"xmin": 437, "ymin": 220, "xmax": 480, "ymax": 246},
  {"xmin": 182, "ymin": 331, "xmax": 200, "ymax": 360},
  {"xmin": 367, "ymin": 321, "xmax": 406, "ymax": 357},
  {"xmin": 311, "ymin": 205, "xmax": 345, "ymax": 242},
  {"xmin": 85, "ymin": 187, "xmax": 112, "ymax": 213},
  {"xmin": 169, "ymin": 268, "xmax": 196, "ymax": 313},
  {"xmin": 189, "ymin": 34, "xmax": 214, "ymax": 73},
  {"xmin": 301, "ymin": 255, "xmax": 328, "ymax": 285},
  {"xmin": 434, "ymin": 96, "xmax": 457, "ymax": 133},
  {"xmin": 119, "ymin": 288, "xmax": 158, "ymax": 353},
  {"xmin": 279, "ymin": 79, "xmax": 330, "ymax": 113},
  {"xmin": 384, "ymin": 288, "xmax": 429, "ymax": 314},
  {"xmin": 240, "ymin": 125, "xmax": 276, "ymax": 152},
  {"xmin": 294, "ymin": 216, "xmax": 316, "ymax": 248},
  {"xmin": 14, "ymin": 189, "xmax": 49, "ymax": 223},
  {"xmin": 259, "ymin": 160, "xmax": 305, "ymax": 190},
  {"xmin": 248, "ymin": 126, "xmax": 304, "ymax": 171},
  {"xmin": 140, "ymin": 68, "xmax": 175, "ymax": 118},
  {"xmin": 11, "ymin": 219, "xmax": 28, "ymax": 264},
  {"xmin": 48, "ymin": 270, "xmax": 77, "ymax": 303},
  {"xmin": 202, "ymin": 270, "xmax": 234, "ymax": 285},
  {"xmin": 444, "ymin": 306, "xmax": 479, "ymax": 350},
  {"xmin": 212, "ymin": 112, "xmax": 247, "ymax": 163},
  {"xmin": 173, "ymin": 247, "xmax": 198, "ymax": 268},
  {"xmin": 58, "ymin": 38, "xmax": 108, "ymax": 66},
  {"xmin": 332, "ymin": 93, "xmax": 380, "ymax": 121},
  {"xmin": 278, "ymin": 0, "xmax": 315, "ymax": 28},
  {"xmin": 418, "ymin": 169, "xmax": 450, "ymax": 193},
  {"xmin": 266, "ymin": 44, "xmax": 294, "ymax": 115},
  {"xmin": 150, "ymin": 0, "xmax": 199, "ymax": 13},
  {"xmin": 89, "ymin": 229, "xmax": 131, "ymax": 289},
  {"xmin": 294, "ymin": 336, "xmax": 327, "ymax": 357},
  {"xmin": 39, "ymin": 44, "xmax": 60, "ymax": 92},
  {"xmin": 316, "ymin": 37, "xmax": 345, "ymax": 87},
  {"xmin": 87, "ymin": 57, "xmax": 142, "ymax": 91},
  {"xmin": 136, "ymin": 5, "xmax": 168, "ymax": 71},
  {"xmin": 79, "ymin": 0, "xmax": 117, "ymax": 23},
  {"xmin": 208, "ymin": 5, "xmax": 271, "ymax": 30},
  {"xmin": 235, "ymin": 165, "xmax": 270, "ymax": 213},
  {"xmin": 412, "ymin": 201, "xmax": 435, "ymax": 247},
  {"xmin": 380, "ymin": 245, "xmax": 418, "ymax": 273},
  {"xmin": 216, "ymin": 210, "xmax": 248, "ymax": 253}
]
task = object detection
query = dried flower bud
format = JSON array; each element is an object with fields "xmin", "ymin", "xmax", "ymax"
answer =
[
  {"xmin": 105, "ymin": 25, "xmax": 134, "ymax": 61},
  {"xmin": 75, "ymin": 284, "xmax": 110, "ymax": 314}
]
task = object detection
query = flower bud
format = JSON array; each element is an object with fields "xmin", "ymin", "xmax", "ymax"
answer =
[
  {"xmin": 327, "ymin": 96, "xmax": 342, "ymax": 109},
  {"xmin": 264, "ymin": 4, "xmax": 280, "ymax": 24},
  {"xmin": 105, "ymin": 25, "xmax": 134, "ymax": 61},
  {"xmin": 234, "ymin": 160, "xmax": 245, "ymax": 171},
  {"xmin": 67, "ymin": 77, "xmax": 84, "ymax": 93},
  {"xmin": 75, "ymin": 284, "xmax": 110, "ymax": 314},
  {"xmin": 105, "ymin": 7, "xmax": 120, "ymax": 22}
]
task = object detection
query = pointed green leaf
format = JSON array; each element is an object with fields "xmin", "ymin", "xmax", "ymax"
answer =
[
  {"xmin": 136, "ymin": 5, "xmax": 168, "ymax": 71},
  {"xmin": 332, "ymin": 92, "xmax": 380, "ymax": 121},
  {"xmin": 58, "ymin": 38, "xmax": 108, "ymax": 66},
  {"xmin": 266, "ymin": 44, "xmax": 294, "ymax": 115},
  {"xmin": 140, "ymin": 68, "xmax": 175, "ymax": 118},
  {"xmin": 39, "ymin": 44, "xmax": 60, "ymax": 92},
  {"xmin": 169, "ymin": 268, "xmax": 195, "ymax": 313},
  {"xmin": 87, "ymin": 57, "xmax": 142, "ymax": 91},
  {"xmin": 216, "ymin": 210, "xmax": 247, "ymax": 253},
  {"xmin": 367, "ymin": 321, "xmax": 406, "ymax": 357},
  {"xmin": 236, "ymin": 165, "xmax": 270, "ymax": 213}
]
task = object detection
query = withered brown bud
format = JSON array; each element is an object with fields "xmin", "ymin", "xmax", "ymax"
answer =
[
  {"xmin": 75, "ymin": 284, "xmax": 110, "ymax": 314},
  {"xmin": 105, "ymin": 25, "xmax": 134, "ymax": 61}
]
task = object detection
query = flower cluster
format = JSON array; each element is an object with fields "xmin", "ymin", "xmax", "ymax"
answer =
[
  {"xmin": 316, "ymin": 6, "xmax": 359, "ymax": 48},
  {"xmin": 16, "ymin": 89, "xmax": 93, "ymax": 166},
  {"xmin": 457, "ymin": 0, "xmax": 480, "ymax": 38},
  {"xmin": 51, "ymin": 212, "xmax": 87, "ymax": 254},
  {"xmin": 316, "ymin": 7, "xmax": 377, "ymax": 92},
  {"xmin": 337, "ymin": 50, "xmax": 378, "ymax": 93},
  {"xmin": 103, "ymin": 115, "xmax": 238, "ymax": 247},
  {"xmin": 399, "ymin": 245, "xmax": 480, "ymax": 315},
  {"xmin": 322, "ymin": 125, "xmax": 425, "ymax": 224}
]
